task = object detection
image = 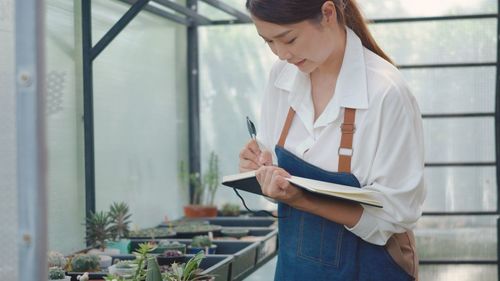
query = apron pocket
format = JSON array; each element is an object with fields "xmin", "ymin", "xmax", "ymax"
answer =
[
  {"xmin": 381, "ymin": 247, "xmax": 415, "ymax": 280},
  {"xmin": 297, "ymin": 212, "xmax": 343, "ymax": 267}
]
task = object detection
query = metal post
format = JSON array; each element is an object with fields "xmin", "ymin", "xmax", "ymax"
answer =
[
  {"xmin": 495, "ymin": 1, "xmax": 500, "ymax": 278},
  {"xmin": 15, "ymin": 0, "xmax": 47, "ymax": 280},
  {"xmin": 82, "ymin": 0, "xmax": 96, "ymax": 217},
  {"xmin": 187, "ymin": 0, "xmax": 200, "ymax": 203}
]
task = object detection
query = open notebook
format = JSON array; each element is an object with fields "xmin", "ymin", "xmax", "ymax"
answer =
[{"xmin": 222, "ymin": 170, "xmax": 382, "ymax": 208}]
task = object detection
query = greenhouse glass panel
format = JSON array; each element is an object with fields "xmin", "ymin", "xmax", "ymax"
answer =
[
  {"xmin": 199, "ymin": 24, "xmax": 276, "ymax": 209},
  {"xmin": 45, "ymin": 0, "xmax": 86, "ymax": 254},
  {"xmin": 416, "ymin": 216, "xmax": 497, "ymax": 261},
  {"xmin": 358, "ymin": 0, "xmax": 497, "ymax": 19},
  {"xmin": 423, "ymin": 167, "xmax": 497, "ymax": 212},
  {"xmin": 401, "ymin": 67, "xmax": 496, "ymax": 115},
  {"xmin": 419, "ymin": 265, "xmax": 497, "ymax": 281},
  {"xmin": 370, "ymin": 19, "xmax": 497, "ymax": 65},
  {"xmin": 423, "ymin": 117, "xmax": 495, "ymax": 163},
  {"xmin": 92, "ymin": 0, "xmax": 188, "ymax": 228},
  {"xmin": 0, "ymin": 0, "xmax": 18, "ymax": 278}
]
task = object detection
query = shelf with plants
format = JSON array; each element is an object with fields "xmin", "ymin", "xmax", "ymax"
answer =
[
  {"xmin": 131, "ymin": 237, "xmax": 260, "ymax": 281},
  {"xmin": 65, "ymin": 243, "xmax": 231, "ymax": 281}
]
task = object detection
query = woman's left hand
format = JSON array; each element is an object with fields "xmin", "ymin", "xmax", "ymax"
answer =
[{"xmin": 255, "ymin": 166, "xmax": 304, "ymax": 206}]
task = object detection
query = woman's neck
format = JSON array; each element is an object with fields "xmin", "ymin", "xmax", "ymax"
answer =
[{"xmin": 313, "ymin": 27, "xmax": 347, "ymax": 77}]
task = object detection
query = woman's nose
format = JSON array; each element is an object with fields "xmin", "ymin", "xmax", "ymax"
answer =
[{"xmin": 275, "ymin": 44, "xmax": 292, "ymax": 60}]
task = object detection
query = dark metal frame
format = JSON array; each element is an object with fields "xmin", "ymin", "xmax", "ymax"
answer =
[{"xmin": 80, "ymin": 0, "xmax": 500, "ymax": 275}]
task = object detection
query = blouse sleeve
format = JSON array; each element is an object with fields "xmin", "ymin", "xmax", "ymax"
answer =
[{"xmin": 346, "ymin": 83, "xmax": 426, "ymax": 246}]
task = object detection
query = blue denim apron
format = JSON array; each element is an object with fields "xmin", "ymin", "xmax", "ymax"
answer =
[{"xmin": 273, "ymin": 109, "xmax": 414, "ymax": 281}]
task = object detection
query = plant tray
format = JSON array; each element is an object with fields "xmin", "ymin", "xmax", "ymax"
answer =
[
  {"xmin": 128, "ymin": 227, "xmax": 176, "ymax": 239},
  {"xmin": 66, "ymin": 254, "xmax": 232, "ymax": 281}
]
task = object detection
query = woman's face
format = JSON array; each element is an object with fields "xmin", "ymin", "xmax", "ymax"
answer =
[{"xmin": 252, "ymin": 8, "xmax": 343, "ymax": 73}]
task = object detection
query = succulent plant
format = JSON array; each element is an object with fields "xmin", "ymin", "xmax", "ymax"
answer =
[
  {"xmin": 179, "ymin": 151, "xmax": 220, "ymax": 206},
  {"xmin": 163, "ymin": 251, "xmax": 213, "ymax": 281},
  {"xmin": 109, "ymin": 202, "xmax": 132, "ymax": 240},
  {"xmin": 71, "ymin": 254, "xmax": 100, "ymax": 272},
  {"xmin": 128, "ymin": 227, "xmax": 175, "ymax": 239},
  {"xmin": 48, "ymin": 267, "xmax": 66, "ymax": 280},
  {"xmin": 146, "ymin": 256, "xmax": 162, "ymax": 281},
  {"xmin": 85, "ymin": 211, "xmax": 113, "ymax": 250},
  {"xmin": 190, "ymin": 236, "xmax": 212, "ymax": 248},
  {"xmin": 161, "ymin": 250, "xmax": 183, "ymax": 257},
  {"xmin": 48, "ymin": 251, "xmax": 67, "ymax": 269},
  {"xmin": 221, "ymin": 203, "xmax": 240, "ymax": 216},
  {"xmin": 104, "ymin": 243, "xmax": 210, "ymax": 281},
  {"xmin": 173, "ymin": 223, "xmax": 221, "ymax": 234}
]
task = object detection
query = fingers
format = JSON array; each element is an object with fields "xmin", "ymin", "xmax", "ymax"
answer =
[
  {"xmin": 239, "ymin": 139, "xmax": 273, "ymax": 172},
  {"xmin": 259, "ymin": 150, "xmax": 273, "ymax": 166},
  {"xmin": 247, "ymin": 139, "xmax": 261, "ymax": 155},
  {"xmin": 256, "ymin": 166, "xmax": 291, "ymax": 199},
  {"xmin": 239, "ymin": 159, "xmax": 260, "ymax": 172},
  {"xmin": 239, "ymin": 140, "xmax": 261, "ymax": 172}
]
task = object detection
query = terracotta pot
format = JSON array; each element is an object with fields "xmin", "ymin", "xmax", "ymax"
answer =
[{"xmin": 183, "ymin": 205, "xmax": 218, "ymax": 218}]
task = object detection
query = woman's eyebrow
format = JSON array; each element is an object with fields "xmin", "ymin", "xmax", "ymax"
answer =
[{"xmin": 259, "ymin": 29, "xmax": 293, "ymax": 41}]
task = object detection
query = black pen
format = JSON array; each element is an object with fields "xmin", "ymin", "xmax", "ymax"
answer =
[{"xmin": 246, "ymin": 116, "xmax": 257, "ymax": 140}]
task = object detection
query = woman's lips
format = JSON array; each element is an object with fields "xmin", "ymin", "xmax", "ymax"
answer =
[{"xmin": 293, "ymin": 59, "xmax": 306, "ymax": 67}]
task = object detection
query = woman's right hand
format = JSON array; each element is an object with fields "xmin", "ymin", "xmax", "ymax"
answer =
[{"xmin": 239, "ymin": 139, "xmax": 273, "ymax": 172}]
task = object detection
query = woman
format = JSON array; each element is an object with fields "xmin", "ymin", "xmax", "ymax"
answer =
[{"xmin": 239, "ymin": 0, "xmax": 426, "ymax": 280}]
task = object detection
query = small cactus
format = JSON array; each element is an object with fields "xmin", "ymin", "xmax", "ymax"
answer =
[
  {"xmin": 48, "ymin": 251, "xmax": 67, "ymax": 268},
  {"xmin": 221, "ymin": 203, "xmax": 240, "ymax": 216},
  {"xmin": 48, "ymin": 267, "xmax": 66, "ymax": 280},
  {"xmin": 71, "ymin": 254, "xmax": 100, "ymax": 272},
  {"xmin": 190, "ymin": 235, "xmax": 212, "ymax": 248}
]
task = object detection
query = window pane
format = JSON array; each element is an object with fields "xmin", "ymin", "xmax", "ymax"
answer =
[
  {"xmin": 370, "ymin": 19, "xmax": 497, "ymax": 65},
  {"xmin": 423, "ymin": 117, "xmax": 495, "ymax": 163},
  {"xmin": 92, "ymin": 1, "xmax": 188, "ymax": 228},
  {"xmin": 424, "ymin": 167, "xmax": 497, "ymax": 212},
  {"xmin": 359, "ymin": 0, "xmax": 497, "ymax": 19},
  {"xmin": 46, "ymin": 0, "xmax": 86, "ymax": 253},
  {"xmin": 199, "ymin": 24, "xmax": 276, "ymax": 209},
  {"xmin": 0, "ymin": 0, "xmax": 17, "ymax": 278},
  {"xmin": 402, "ymin": 67, "xmax": 496, "ymax": 114},
  {"xmin": 416, "ymin": 216, "xmax": 497, "ymax": 260},
  {"xmin": 420, "ymin": 265, "xmax": 497, "ymax": 281}
]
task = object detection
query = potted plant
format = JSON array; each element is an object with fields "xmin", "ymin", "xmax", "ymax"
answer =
[
  {"xmin": 48, "ymin": 267, "xmax": 71, "ymax": 281},
  {"xmin": 151, "ymin": 240, "xmax": 186, "ymax": 254},
  {"xmin": 48, "ymin": 251, "xmax": 67, "ymax": 269},
  {"xmin": 107, "ymin": 260, "xmax": 138, "ymax": 277},
  {"xmin": 220, "ymin": 202, "xmax": 240, "ymax": 217},
  {"xmin": 163, "ymin": 251, "xmax": 214, "ymax": 281},
  {"xmin": 180, "ymin": 151, "xmax": 220, "ymax": 218},
  {"xmin": 187, "ymin": 235, "xmax": 217, "ymax": 255},
  {"xmin": 156, "ymin": 248, "xmax": 185, "ymax": 266},
  {"xmin": 104, "ymin": 243, "xmax": 213, "ymax": 281},
  {"xmin": 70, "ymin": 254, "xmax": 100, "ymax": 272},
  {"xmin": 163, "ymin": 241, "xmax": 186, "ymax": 254},
  {"xmin": 107, "ymin": 202, "xmax": 132, "ymax": 254},
  {"xmin": 128, "ymin": 227, "xmax": 176, "ymax": 239},
  {"xmin": 85, "ymin": 210, "xmax": 115, "ymax": 268}
]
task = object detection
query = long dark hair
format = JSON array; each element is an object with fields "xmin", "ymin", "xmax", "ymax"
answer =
[{"xmin": 246, "ymin": 0, "xmax": 393, "ymax": 64}]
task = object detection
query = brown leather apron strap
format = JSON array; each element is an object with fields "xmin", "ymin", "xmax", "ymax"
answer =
[
  {"xmin": 338, "ymin": 108, "xmax": 356, "ymax": 173},
  {"xmin": 277, "ymin": 107, "xmax": 296, "ymax": 147},
  {"xmin": 277, "ymin": 107, "xmax": 356, "ymax": 173}
]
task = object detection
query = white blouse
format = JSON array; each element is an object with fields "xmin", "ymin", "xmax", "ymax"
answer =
[{"xmin": 257, "ymin": 28, "xmax": 426, "ymax": 246}]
